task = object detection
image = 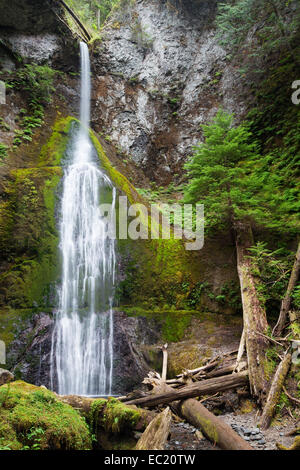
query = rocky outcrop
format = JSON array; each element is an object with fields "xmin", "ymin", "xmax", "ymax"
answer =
[
  {"xmin": 0, "ymin": 0, "xmax": 78, "ymax": 69},
  {"xmin": 113, "ymin": 311, "xmax": 162, "ymax": 394},
  {"xmin": 7, "ymin": 312, "xmax": 55, "ymax": 388},
  {"xmin": 92, "ymin": 0, "xmax": 247, "ymax": 183},
  {"xmin": 0, "ymin": 367, "xmax": 14, "ymax": 385},
  {"xmin": 7, "ymin": 310, "xmax": 160, "ymax": 394},
  {"xmin": 7, "ymin": 309, "xmax": 242, "ymax": 395}
]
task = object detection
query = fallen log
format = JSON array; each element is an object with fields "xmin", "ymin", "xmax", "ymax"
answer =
[
  {"xmin": 260, "ymin": 352, "xmax": 292, "ymax": 430},
  {"xmin": 59, "ymin": 0, "xmax": 91, "ymax": 41},
  {"xmin": 205, "ymin": 361, "xmax": 247, "ymax": 379},
  {"xmin": 277, "ymin": 436, "xmax": 300, "ymax": 450},
  {"xmin": 135, "ymin": 370, "xmax": 252, "ymax": 451},
  {"xmin": 57, "ymin": 393, "xmax": 153, "ymax": 432},
  {"xmin": 135, "ymin": 407, "xmax": 171, "ymax": 450},
  {"xmin": 124, "ymin": 371, "xmax": 249, "ymax": 408},
  {"xmin": 180, "ymin": 399, "xmax": 253, "ymax": 450}
]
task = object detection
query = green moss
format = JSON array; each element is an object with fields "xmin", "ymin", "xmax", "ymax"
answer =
[
  {"xmin": 0, "ymin": 308, "xmax": 37, "ymax": 349},
  {"xmin": 0, "ymin": 381, "xmax": 92, "ymax": 450},
  {"xmin": 90, "ymin": 129, "xmax": 145, "ymax": 206},
  {"xmin": 0, "ymin": 167, "xmax": 62, "ymax": 309},
  {"xmin": 122, "ymin": 307, "xmax": 201, "ymax": 342},
  {"xmin": 0, "ymin": 116, "xmax": 74, "ymax": 312},
  {"xmin": 38, "ymin": 115, "xmax": 74, "ymax": 167},
  {"xmin": 277, "ymin": 436, "xmax": 300, "ymax": 451},
  {"xmin": 89, "ymin": 397, "xmax": 142, "ymax": 435},
  {"xmin": 264, "ymin": 347, "xmax": 278, "ymax": 380}
]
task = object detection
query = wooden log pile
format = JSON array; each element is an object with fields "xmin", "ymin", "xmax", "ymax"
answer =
[{"xmin": 121, "ymin": 345, "xmax": 254, "ymax": 450}]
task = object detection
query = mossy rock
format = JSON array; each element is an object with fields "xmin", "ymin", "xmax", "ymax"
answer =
[
  {"xmin": 0, "ymin": 381, "xmax": 92, "ymax": 450},
  {"xmin": 0, "ymin": 117, "xmax": 73, "ymax": 311}
]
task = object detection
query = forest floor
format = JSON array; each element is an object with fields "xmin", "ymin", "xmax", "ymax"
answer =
[{"xmin": 164, "ymin": 412, "xmax": 296, "ymax": 451}]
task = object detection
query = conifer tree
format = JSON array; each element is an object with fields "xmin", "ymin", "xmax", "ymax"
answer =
[{"xmin": 184, "ymin": 110, "xmax": 270, "ymax": 403}]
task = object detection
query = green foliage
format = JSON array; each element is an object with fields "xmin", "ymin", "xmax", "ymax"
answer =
[
  {"xmin": 216, "ymin": 0, "xmax": 300, "ymax": 59},
  {"xmin": 0, "ymin": 143, "xmax": 8, "ymax": 161},
  {"xmin": 13, "ymin": 108, "xmax": 44, "ymax": 147},
  {"xmin": 264, "ymin": 346, "xmax": 279, "ymax": 379},
  {"xmin": 292, "ymin": 285, "xmax": 300, "ymax": 310},
  {"xmin": 65, "ymin": 0, "xmax": 120, "ymax": 30},
  {"xmin": 89, "ymin": 397, "xmax": 141, "ymax": 435},
  {"xmin": 0, "ymin": 381, "xmax": 92, "ymax": 450},
  {"xmin": 12, "ymin": 64, "xmax": 56, "ymax": 106},
  {"xmin": 183, "ymin": 109, "xmax": 260, "ymax": 230},
  {"xmin": 248, "ymin": 242, "xmax": 295, "ymax": 314},
  {"xmin": 184, "ymin": 109, "xmax": 299, "ymax": 235}
]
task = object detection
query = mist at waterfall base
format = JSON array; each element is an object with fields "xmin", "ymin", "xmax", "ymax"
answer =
[{"xmin": 51, "ymin": 42, "xmax": 116, "ymax": 397}]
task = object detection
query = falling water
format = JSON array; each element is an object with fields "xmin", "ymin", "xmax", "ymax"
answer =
[{"xmin": 51, "ymin": 42, "xmax": 116, "ymax": 396}]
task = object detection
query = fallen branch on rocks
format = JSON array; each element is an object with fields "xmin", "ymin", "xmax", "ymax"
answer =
[
  {"xmin": 124, "ymin": 371, "xmax": 249, "ymax": 408},
  {"xmin": 141, "ymin": 350, "xmax": 252, "ymax": 451}
]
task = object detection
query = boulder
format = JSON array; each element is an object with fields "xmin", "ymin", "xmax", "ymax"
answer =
[{"xmin": 0, "ymin": 368, "xmax": 14, "ymax": 386}]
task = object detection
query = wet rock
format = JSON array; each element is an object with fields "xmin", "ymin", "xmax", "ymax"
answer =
[
  {"xmin": 112, "ymin": 311, "xmax": 162, "ymax": 395},
  {"xmin": 7, "ymin": 312, "xmax": 55, "ymax": 389}
]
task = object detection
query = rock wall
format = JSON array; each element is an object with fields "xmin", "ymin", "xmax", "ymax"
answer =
[
  {"xmin": 0, "ymin": 0, "xmax": 78, "ymax": 70},
  {"xmin": 91, "ymin": 0, "xmax": 247, "ymax": 183}
]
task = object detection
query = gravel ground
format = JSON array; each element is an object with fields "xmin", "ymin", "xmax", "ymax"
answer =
[{"xmin": 164, "ymin": 412, "xmax": 296, "ymax": 451}]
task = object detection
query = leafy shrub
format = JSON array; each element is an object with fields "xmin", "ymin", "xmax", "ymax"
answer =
[
  {"xmin": 0, "ymin": 143, "xmax": 8, "ymax": 161},
  {"xmin": 13, "ymin": 64, "xmax": 56, "ymax": 106}
]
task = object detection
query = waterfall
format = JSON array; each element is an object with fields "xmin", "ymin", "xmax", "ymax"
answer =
[{"xmin": 51, "ymin": 42, "xmax": 116, "ymax": 396}]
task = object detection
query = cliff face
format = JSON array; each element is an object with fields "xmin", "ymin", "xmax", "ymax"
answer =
[
  {"xmin": 0, "ymin": 0, "xmax": 77, "ymax": 69},
  {"xmin": 91, "ymin": 0, "xmax": 246, "ymax": 183},
  {"xmin": 0, "ymin": 0, "xmax": 245, "ymax": 391}
]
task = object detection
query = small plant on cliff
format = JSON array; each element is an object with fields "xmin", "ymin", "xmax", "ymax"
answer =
[
  {"xmin": 13, "ymin": 64, "xmax": 56, "ymax": 106},
  {"xmin": 0, "ymin": 142, "xmax": 8, "ymax": 161}
]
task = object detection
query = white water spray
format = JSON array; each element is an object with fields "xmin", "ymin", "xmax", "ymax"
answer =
[{"xmin": 51, "ymin": 42, "xmax": 116, "ymax": 396}]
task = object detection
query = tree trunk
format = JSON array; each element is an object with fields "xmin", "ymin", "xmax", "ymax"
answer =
[
  {"xmin": 235, "ymin": 221, "xmax": 269, "ymax": 404},
  {"xmin": 273, "ymin": 241, "xmax": 300, "ymax": 337},
  {"xmin": 161, "ymin": 344, "xmax": 168, "ymax": 382},
  {"xmin": 260, "ymin": 352, "xmax": 292, "ymax": 430},
  {"xmin": 135, "ymin": 407, "xmax": 171, "ymax": 450},
  {"xmin": 180, "ymin": 399, "xmax": 253, "ymax": 450},
  {"xmin": 124, "ymin": 371, "xmax": 249, "ymax": 408}
]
